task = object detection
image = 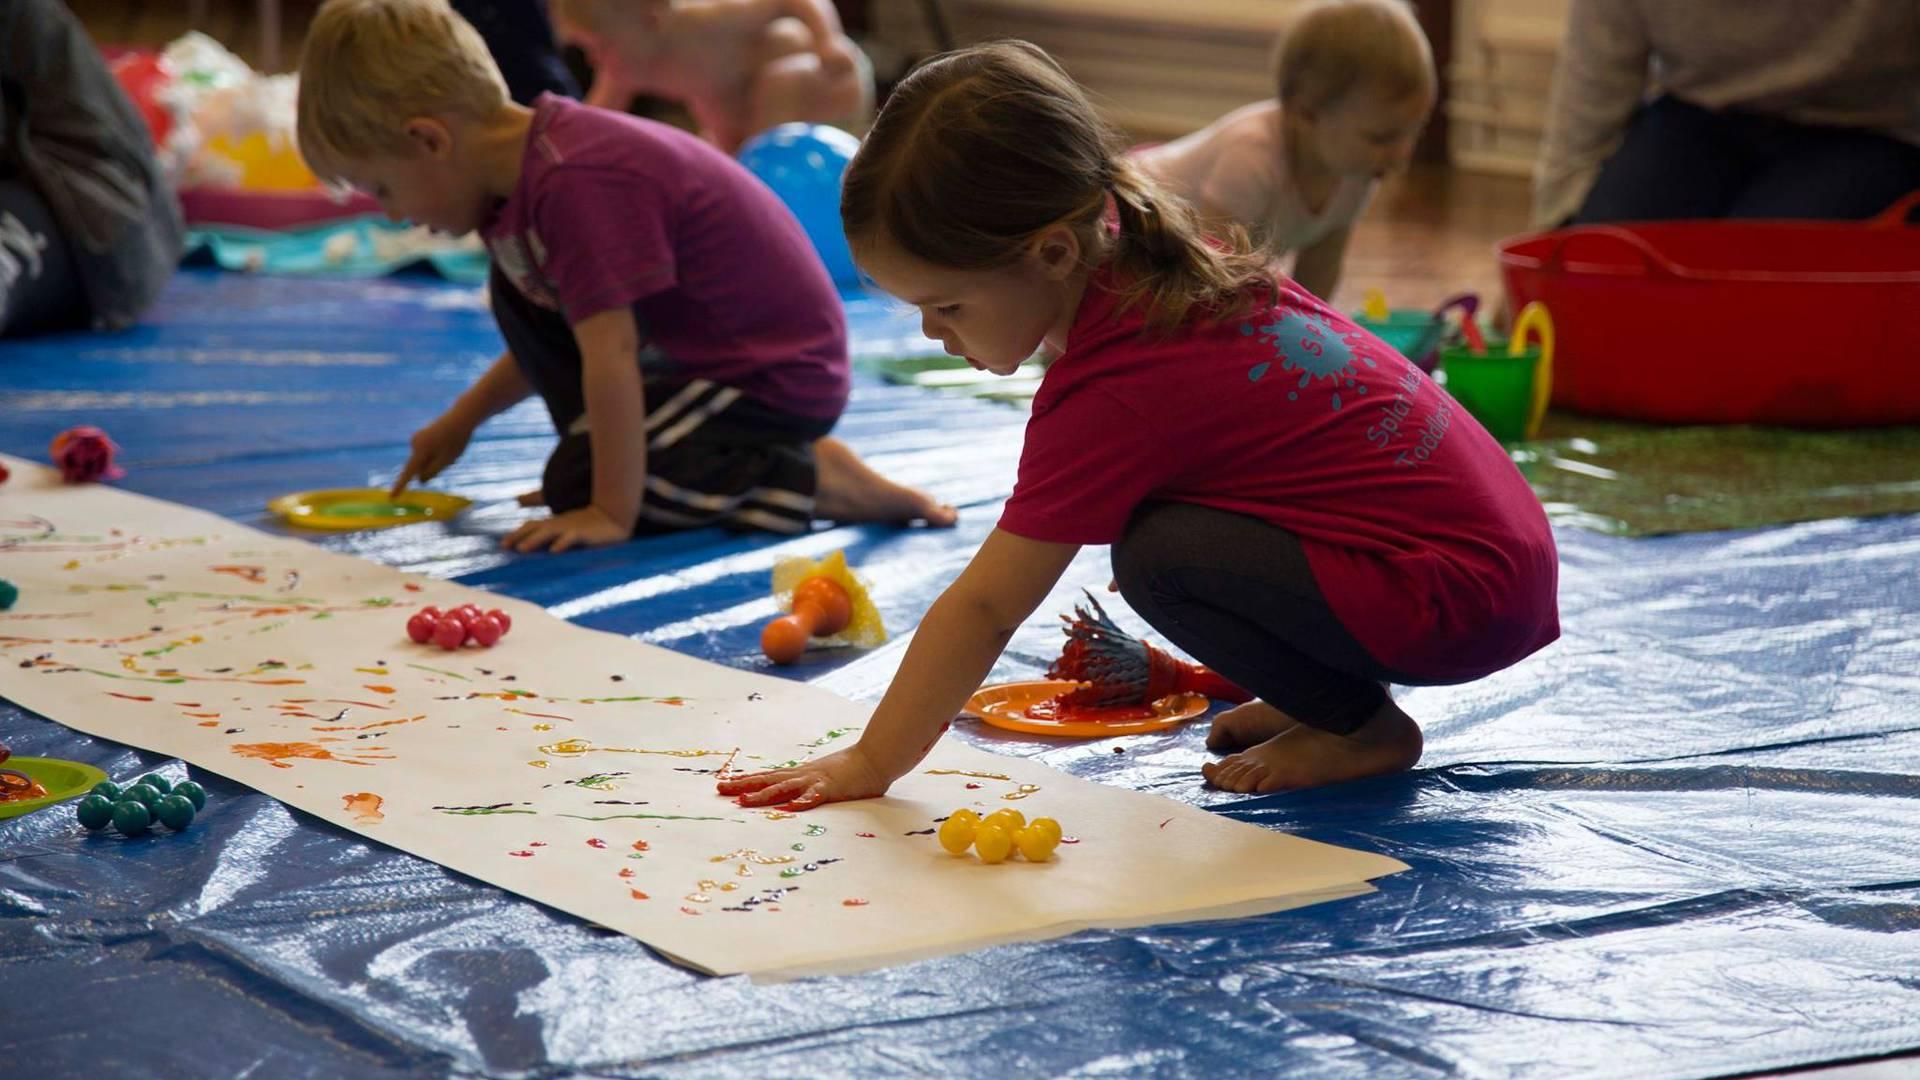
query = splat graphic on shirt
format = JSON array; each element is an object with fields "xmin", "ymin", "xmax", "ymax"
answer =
[{"xmin": 1242, "ymin": 305, "xmax": 1379, "ymax": 411}]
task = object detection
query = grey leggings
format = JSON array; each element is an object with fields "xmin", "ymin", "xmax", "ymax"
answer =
[{"xmin": 1111, "ymin": 502, "xmax": 1416, "ymax": 735}]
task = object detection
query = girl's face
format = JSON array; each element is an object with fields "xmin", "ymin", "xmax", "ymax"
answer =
[{"xmin": 855, "ymin": 232, "xmax": 1085, "ymax": 375}]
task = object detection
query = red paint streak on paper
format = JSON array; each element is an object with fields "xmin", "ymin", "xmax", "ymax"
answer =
[
  {"xmin": 107, "ymin": 692, "xmax": 154, "ymax": 702},
  {"xmin": 1159, "ymin": 818, "xmax": 1172, "ymax": 829},
  {"xmin": 324, "ymin": 699, "xmax": 391, "ymax": 709},
  {"xmin": 175, "ymin": 701, "xmax": 202, "ymax": 707},
  {"xmin": 619, "ymin": 868, "xmax": 636, "ymax": 878},
  {"xmin": 964, "ymin": 783, "xmax": 981, "ymax": 790},
  {"xmin": 629, "ymin": 889, "xmax": 649, "ymax": 900},
  {"xmin": 631, "ymin": 840, "xmax": 650, "ymax": 852},
  {"xmin": 679, "ymin": 906, "xmax": 702, "ymax": 916},
  {"xmin": 404, "ymin": 583, "xmax": 422, "ymax": 592},
  {"xmin": 529, "ymin": 841, "xmax": 547, "ymax": 847},
  {"xmin": 856, "ymin": 832, "xmax": 876, "ymax": 838},
  {"xmin": 510, "ymin": 850, "xmax": 534, "ymax": 857},
  {"xmin": 586, "ymin": 838, "xmax": 607, "ymax": 848},
  {"xmin": 842, "ymin": 898, "xmax": 869, "ymax": 907},
  {"xmin": 210, "ymin": 565, "xmax": 268, "ymax": 584}
]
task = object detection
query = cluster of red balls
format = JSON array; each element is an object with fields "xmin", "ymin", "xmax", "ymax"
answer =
[{"xmin": 405, "ymin": 604, "xmax": 513, "ymax": 650}]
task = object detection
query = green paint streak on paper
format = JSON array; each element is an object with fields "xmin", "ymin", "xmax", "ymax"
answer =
[
  {"xmin": 143, "ymin": 590, "xmax": 322, "ymax": 608},
  {"xmin": 361, "ymin": 597, "xmax": 395, "ymax": 607},
  {"xmin": 436, "ymin": 807, "xmax": 537, "ymax": 816},
  {"xmin": 74, "ymin": 666, "xmax": 187, "ymax": 685},
  {"xmin": 801, "ymin": 727, "xmax": 856, "ymax": 748},
  {"xmin": 406, "ymin": 662, "xmax": 470, "ymax": 681},
  {"xmin": 804, "ymin": 824, "xmax": 826, "ymax": 837},
  {"xmin": 574, "ymin": 695, "xmax": 690, "ymax": 704}
]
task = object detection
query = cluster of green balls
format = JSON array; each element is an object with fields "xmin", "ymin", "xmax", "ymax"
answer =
[{"xmin": 75, "ymin": 773, "xmax": 208, "ymax": 837}]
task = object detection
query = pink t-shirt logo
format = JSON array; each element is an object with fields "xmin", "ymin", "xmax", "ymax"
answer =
[{"xmin": 1241, "ymin": 306, "xmax": 1379, "ymax": 411}]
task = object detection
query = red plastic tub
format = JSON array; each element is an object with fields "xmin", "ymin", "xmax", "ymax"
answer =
[{"xmin": 1497, "ymin": 191, "xmax": 1920, "ymax": 427}]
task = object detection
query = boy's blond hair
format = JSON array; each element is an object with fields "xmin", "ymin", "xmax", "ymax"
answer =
[
  {"xmin": 1274, "ymin": 0, "xmax": 1436, "ymax": 112},
  {"xmin": 296, "ymin": 0, "xmax": 510, "ymax": 181}
]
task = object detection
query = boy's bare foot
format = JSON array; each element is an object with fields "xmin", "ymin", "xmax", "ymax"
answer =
[
  {"xmin": 813, "ymin": 436, "xmax": 958, "ymax": 527},
  {"xmin": 1205, "ymin": 699, "xmax": 1298, "ymax": 753},
  {"xmin": 1200, "ymin": 700, "xmax": 1422, "ymax": 794}
]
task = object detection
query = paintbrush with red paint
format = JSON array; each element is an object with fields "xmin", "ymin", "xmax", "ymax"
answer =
[{"xmin": 1045, "ymin": 591, "xmax": 1252, "ymax": 707}]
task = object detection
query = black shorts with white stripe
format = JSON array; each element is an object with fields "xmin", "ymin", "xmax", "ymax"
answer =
[
  {"xmin": 540, "ymin": 377, "xmax": 830, "ymax": 536},
  {"xmin": 489, "ymin": 265, "xmax": 835, "ymax": 535}
]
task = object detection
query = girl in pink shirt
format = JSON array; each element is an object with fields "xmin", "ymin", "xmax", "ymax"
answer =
[{"xmin": 720, "ymin": 41, "xmax": 1558, "ymax": 807}]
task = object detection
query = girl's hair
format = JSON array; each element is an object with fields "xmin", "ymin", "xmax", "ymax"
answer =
[
  {"xmin": 1274, "ymin": 0, "xmax": 1436, "ymax": 112},
  {"xmin": 841, "ymin": 40, "xmax": 1270, "ymax": 331}
]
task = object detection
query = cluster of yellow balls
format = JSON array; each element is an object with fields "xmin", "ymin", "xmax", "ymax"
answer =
[{"xmin": 936, "ymin": 808, "xmax": 1062, "ymax": 864}]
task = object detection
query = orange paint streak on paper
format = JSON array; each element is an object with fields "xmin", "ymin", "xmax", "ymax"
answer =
[
  {"xmin": 629, "ymin": 889, "xmax": 650, "ymax": 900},
  {"xmin": 504, "ymin": 707, "xmax": 575, "ymax": 723},
  {"xmin": 182, "ymin": 712, "xmax": 221, "ymax": 719},
  {"xmin": 363, "ymin": 685, "xmax": 396, "ymax": 695},
  {"xmin": 342, "ymin": 792, "xmax": 385, "ymax": 824},
  {"xmin": 229, "ymin": 740, "xmax": 393, "ymax": 769}
]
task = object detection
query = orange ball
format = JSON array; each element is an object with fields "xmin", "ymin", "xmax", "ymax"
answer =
[
  {"xmin": 791, "ymin": 576, "xmax": 852, "ymax": 636},
  {"xmin": 760, "ymin": 613, "xmax": 811, "ymax": 665}
]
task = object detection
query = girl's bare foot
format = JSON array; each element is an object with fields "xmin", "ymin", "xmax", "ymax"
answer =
[
  {"xmin": 1200, "ymin": 700, "xmax": 1422, "ymax": 794},
  {"xmin": 1205, "ymin": 699, "xmax": 1298, "ymax": 753},
  {"xmin": 813, "ymin": 436, "xmax": 958, "ymax": 527}
]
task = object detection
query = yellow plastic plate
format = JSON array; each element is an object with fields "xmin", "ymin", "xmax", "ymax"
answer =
[
  {"xmin": 0, "ymin": 756, "xmax": 109, "ymax": 819},
  {"xmin": 267, "ymin": 487, "xmax": 471, "ymax": 531},
  {"xmin": 964, "ymin": 680, "xmax": 1209, "ymax": 738}
]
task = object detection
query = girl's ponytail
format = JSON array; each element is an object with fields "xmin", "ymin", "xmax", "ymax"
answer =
[{"xmin": 1106, "ymin": 158, "xmax": 1271, "ymax": 331}]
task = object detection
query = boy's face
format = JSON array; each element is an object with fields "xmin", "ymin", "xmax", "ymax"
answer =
[
  {"xmin": 1298, "ymin": 84, "xmax": 1434, "ymax": 180},
  {"xmin": 855, "ymin": 237, "xmax": 1069, "ymax": 375},
  {"xmin": 340, "ymin": 142, "xmax": 491, "ymax": 237}
]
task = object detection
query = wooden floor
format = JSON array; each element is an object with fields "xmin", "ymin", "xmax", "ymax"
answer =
[{"xmin": 1335, "ymin": 164, "xmax": 1534, "ymax": 314}]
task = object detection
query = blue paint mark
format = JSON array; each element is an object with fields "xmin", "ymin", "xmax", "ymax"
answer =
[{"xmin": 1248, "ymin": 306, "xmax": 1378, "ymax": 412}]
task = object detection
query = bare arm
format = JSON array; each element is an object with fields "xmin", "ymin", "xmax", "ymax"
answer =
[
  {"xmin": 576, "ymin": 307, "xmax": 646, "ymax": 530},
  {"xmin": 1288, "ymin": 225, "xmax": 1351, "ymax": 303},
  {"xmin": 502, "ymin": 307, "xmax": 646, "ymax": 552},
  {"xmin": 720, "ymin": 529, "xmax": 1082, "ymax": 809},
  {"xmin": 392, "ymin": 351, "xmax": 531, "ymax": 495},
  {"xmin": 772, "ymin": 0, "xmax": 853, "ymax": 69},
  {"xmin": 1534, "ymin": 0, "xmax": 1653, "ymax": 228}
]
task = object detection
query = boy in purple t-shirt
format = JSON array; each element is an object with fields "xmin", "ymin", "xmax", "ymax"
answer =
[{"xmin": 296, "ymin": 0, "xmax": 953, "ymax": 552}]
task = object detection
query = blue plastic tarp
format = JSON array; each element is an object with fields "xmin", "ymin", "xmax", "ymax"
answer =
[{"xmin": 3, "ymin": 271, "xmax": 1918, "ymax": 1078}]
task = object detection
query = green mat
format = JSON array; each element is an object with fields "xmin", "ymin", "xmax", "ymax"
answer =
[
  {"xmin": 1518, "ymin": 414, "xmax": 1920, "ymax": 536},
  {"xmin": 865, "ymin": 354, "xmax": 1920, "ymax": 537}
]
